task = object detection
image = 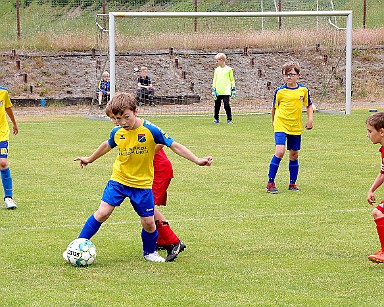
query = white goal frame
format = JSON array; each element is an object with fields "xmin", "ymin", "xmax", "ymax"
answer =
[{"xmin": 108, "ymin": 11, "xmax": 353, "ymax": 114}]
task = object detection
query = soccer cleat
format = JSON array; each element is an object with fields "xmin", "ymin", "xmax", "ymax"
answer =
[
  {"xmin": 214, "ymin": 119, "xmax": 219, "ymax": 124},
  {"xmin": 368, "ymin": 250, "xmax": 384, "ymax": 263},
  {"xmin": 227, "ymin": 120, "xmax": 233, "ymax": 124},
  {"xmin": 288, "ymin": 184, "xmax": 300, "ymax": 191},
  {"xmin": 266, "ymin": 182, "xmax": 278, "ymax": 194},
  {"xmin": 4, "ymin": 197, "xmax": 17, "ymax": 210},
  {"xmin": 144, "ymin": 251, "xmax": 165, "ymax": 263},
  {"xmin": 165, "ymin": 241, "xmax": 187, "ymax": 262}
]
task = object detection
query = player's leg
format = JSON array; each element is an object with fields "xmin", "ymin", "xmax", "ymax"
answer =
[
  {"xmin": 223, "ymin": 95, "xmax": 232, "ymax": 123},
  {"xmin": 78, "ymin": 201, "xmax": 115, "ymax": 239},
  {"xmin": 98, "ymin": 91, "xmax": 103, "ymax": 106},
  {"xmin": 214, "ymin": 96, "xmax": 222, "ymax": 123},
  {"xmin": 0, "ymin": 141, "xmax": 16, "ymax": 209},
  {"xmin": 266, "ymin": 133, "xmax": 286, "ymax": 193},
  {"xmin": 78, "ymin": 180, "xmax": 124, "ymax": 239},
  {"xmin": 368, "ymin": 206, "xmax": 384, "ymax": 263},
  {"xmin": 287, "ymin": 135, "xmax": 301, "ymax": 191},
  {"xmin": 130, "ymin": 187, "xmax": 164, "ymax": 262}
]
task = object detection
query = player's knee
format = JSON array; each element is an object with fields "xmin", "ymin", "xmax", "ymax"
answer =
[
  {"xmin": 372, "ymin": 208, "xmax": 384, "ymax": 220},
  {"xmin": 0, "ymin": 159, "xmax": 9, "ymax": 169}
]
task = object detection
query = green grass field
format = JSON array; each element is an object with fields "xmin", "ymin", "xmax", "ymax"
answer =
[{"xmin": 1, "ymin": 110, "xmax": 384, "ymax": 306}]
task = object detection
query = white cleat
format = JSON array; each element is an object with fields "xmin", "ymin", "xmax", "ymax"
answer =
[
  {"xmin": 144, "ymin": 251, "xmax": 165, "ymax": 263},
  {"xmin": 4, "ymin": 197, "xmax": 17, "ymax": 210}
]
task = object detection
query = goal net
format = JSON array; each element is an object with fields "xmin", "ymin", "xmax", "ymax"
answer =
[{"xmin": 91, "ymin": 10, "xmax": 352, "ymax": 117}]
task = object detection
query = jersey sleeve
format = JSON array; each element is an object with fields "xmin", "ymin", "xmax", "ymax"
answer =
[
  {"xmin": 143, "ymin": 120, "xmax": 174, "ymax": 147},
  {"xmin": 107, "ymin": 126, "xmax": 121, "ymax": 148},
  {"xmin": 229, "ymin": 68, "xmax": 235, "ymax": 87}
]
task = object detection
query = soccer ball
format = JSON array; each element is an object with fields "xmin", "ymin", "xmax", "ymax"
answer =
[{"xmin": 63, "ymin": 238, "xmax": 97, "ymax": 267}]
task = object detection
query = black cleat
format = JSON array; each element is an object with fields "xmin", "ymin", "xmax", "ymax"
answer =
[{"xmin": 165, "ymin": 241, "xmax": 186, "ymax": 262}]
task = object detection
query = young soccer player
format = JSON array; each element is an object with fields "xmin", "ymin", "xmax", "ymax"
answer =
[
  {"xmin": 97, "ymin": 71, "xmax": 110, "ymax": 108},
  {"xmin": 366, "ymin": 111, "xmax": 384, "ymax": 263},
  {"xmin": 105, "ymin": 103, "xmax": 186, "ymax": 262},
  {"xmin": 0, "ymin": 86, "xmax": 18, "ymax": 209},
  {"xmin": 266, "ymin": 61, "xmax": 313, "ymax": 193},
  {"xmin": 136, "ymin": 66, "xmax": 155, "ymax": 106},
  {"xmin": 69, "ymin": 92, "xmax": 212, "ymax": 263},
  {"xmin": 211, "ymin": 53, "xmax": 236, "ymax": 124}
]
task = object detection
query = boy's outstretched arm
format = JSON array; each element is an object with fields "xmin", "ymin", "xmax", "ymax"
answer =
[
  {"xmin": 74, "ymin": 141, "xmax": 112, "ymax": 168},
  {"xmin": 170, "ymin": 141, "xmax": 213, "ymax": 166}
]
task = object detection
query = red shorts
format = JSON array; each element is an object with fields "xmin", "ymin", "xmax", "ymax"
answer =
[
  {"xmin": 152, "ymin": 178, "xmax": 172, "ymax": 206},
  {"xmin": 376, "ymin": 200, "xmax": 384, "ymax": 213}
]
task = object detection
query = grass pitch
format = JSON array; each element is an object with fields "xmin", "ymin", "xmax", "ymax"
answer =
[{"xmin": 1, "ymin": 110, "xmax": 384, "ymax": 306}]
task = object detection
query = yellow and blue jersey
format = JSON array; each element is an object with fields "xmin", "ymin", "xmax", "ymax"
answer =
[
  {"xmin": 0, "ymin": 87, "xmax": 12, "ymax": 142},
  {"xmin": 212, "ymin": 65, "xmax": 235, "ymax": 95},
  {"xmin": 107, "ymin": 119, "xmax": 174, "ymax": 189},
  {"xmin": 273, "ymin": 83, "xmax": 312, "ymax": 135}
]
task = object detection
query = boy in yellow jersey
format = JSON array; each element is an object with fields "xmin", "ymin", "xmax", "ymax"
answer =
[
  {"xmin": 266, "ymin": 62, "xmax": 313, "ymax": 194},
  {"xmin": 212, "ymin": 53, "xmax": 236, "ymax": 124},
  {"xmin": 0, "ymin": 87, "xmax": 18, "ymax": 209},
  {"xmin": 69, "ymin": 92, "xmax": 212, "ymax": 263}
]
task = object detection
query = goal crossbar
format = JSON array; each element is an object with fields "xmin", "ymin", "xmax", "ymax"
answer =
[{"xmin": 108, "ymin": 10, "xmax": 353, "ymax": 114}]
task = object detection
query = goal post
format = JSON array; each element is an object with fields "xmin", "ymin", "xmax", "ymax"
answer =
[{"xmin": 108, "ymin": 10, "xmax": 353, "ymax": 114}]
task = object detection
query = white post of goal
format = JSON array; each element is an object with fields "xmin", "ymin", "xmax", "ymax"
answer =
[{"xmin": 108, "ymin": 11, "xmax": 353, "ymax": 114}]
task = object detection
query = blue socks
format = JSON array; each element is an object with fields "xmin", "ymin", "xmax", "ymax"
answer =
[
  {"xmin": 268, "ymin": 155, "xmax": 281, "ymax": 182},
  {"xmin": 78, "ymin": 214, "xmax": 102, "ymax": 239},
  {"xmin": 289, "ymin": 160, "xmax": 299, "ymax": 185},
  {"xmin": 1, "ymin": 168, "xmax": 13, "ymax": 199},
  {"xmin": 142, "ymin": 228, "xmax": 158, "ymax": 255}
]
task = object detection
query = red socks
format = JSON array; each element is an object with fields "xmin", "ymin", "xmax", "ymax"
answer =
[
  {"xmin": 155, "ymin": 220, "xmax": 180, "ymax": 246},
  {"xmin": 375, "ymin": 217, "xmax": 384, "ymax": 250}
]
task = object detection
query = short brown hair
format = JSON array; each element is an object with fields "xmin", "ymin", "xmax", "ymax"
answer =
[
  {"xmin": 109, "ymin": 92, "xmax": 137, "ymax": 116},
  {"xmin": 282, "ymin": 61, "xmax": 300, "ymax": 74},
  {"xmin": 366, "ymin": 111, "xmax": 384, "ymax": 131}
]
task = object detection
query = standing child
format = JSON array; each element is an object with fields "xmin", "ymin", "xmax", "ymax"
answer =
[
  {"xmin": 211, "ymin": 53, "xmax": 236, "ymax": 124},
  {"xmin": 366, "ymin": 112, "xmax": 384, "ymax": 263},
  {"xmin": 266, "ymin": 61, "xmax": 313, "ymax": 193},
  {"xmin": 69, "ymin": 92, "xmax": 212, "ymax": 262},
  {"xmin": 0, "ymin": 86, "xmax": 18, "ymax": 209}
]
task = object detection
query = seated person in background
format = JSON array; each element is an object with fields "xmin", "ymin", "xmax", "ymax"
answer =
[
  {"xmin": 97, "ymin": 71, "xmax": 110, "ymax": 108},
  {"xmin": 136, "ymin": 66, "xmax": 155, "ymax": 106}
]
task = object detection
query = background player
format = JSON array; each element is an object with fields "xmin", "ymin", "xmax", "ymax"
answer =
[
  {"xmin": 366, "ymin": 111, "xmax": 384, "ymax": 263},
  {"xmin": 211, "ymin": 53, "xmax": 236, "ymax": 124},
  {"xmin": 0, "ymin": 86, "xmax": 18, "ymax": 209},
  {"xmin": 266, "ymin": 61, "xmax": 313, "ymax": 193}
]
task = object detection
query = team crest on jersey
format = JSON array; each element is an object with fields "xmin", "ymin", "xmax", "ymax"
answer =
[
  {"xmin": 0, "ymin": 100, "xmax": 3, "ymax": 107},
  {"xmin": 300, "ymin": 96, "xmax": 304, "ymax": 102},
  {"xmin": 138, "ymin": 134, "xmax": 146, "ymax": 143}
]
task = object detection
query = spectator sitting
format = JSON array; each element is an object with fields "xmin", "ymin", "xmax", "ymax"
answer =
[
  {"xmin": 97, "ymin": 71, "xmax": 110, "ymax": 108},
  {"xmin": 136, "ymin": 66, "xmax": 155, "ymax": 106}
]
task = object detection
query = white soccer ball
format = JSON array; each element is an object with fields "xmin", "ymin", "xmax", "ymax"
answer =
[{"xmin": 63, "ymin": 238, "xmax": 97, "ymax": 267}]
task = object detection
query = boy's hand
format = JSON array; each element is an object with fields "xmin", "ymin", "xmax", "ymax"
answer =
[
  {"xmin": 231, "ymin": 87, "xmax": 236, "ymax": 99},
  {"xmin": 211, "ymin": 88, "xmax": 218, "ymax": 100},
  {"xmin": 368, "ymin": 191, "xmax": 376, "ymax": 205},
  {"xmin": 197, "ymin": 156, "xmax": 213, "ymax": 166},
  {"xmin": 74, "ymin": 157, "xmax": 91, "ymax": 168},
  {"xmin": 305, "ymin": 121, "xmax": 313, "ymax": 130}
]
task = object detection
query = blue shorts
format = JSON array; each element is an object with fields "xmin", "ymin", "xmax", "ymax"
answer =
[
  {"xmin": 0, "ymin": 141, "xmax": 9, "ymax": 158},
  {"xmin": 274, "ymin": 132, "xmax": 301, "ymax": 151},
  {"xmin": 101, "ymin": 180, "xmax": 155, "ymax": 217}
]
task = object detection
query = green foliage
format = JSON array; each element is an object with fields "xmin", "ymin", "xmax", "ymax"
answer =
[{"xmin": 1, "ymin": 110, "xmax": 384, "ymax": 305}]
